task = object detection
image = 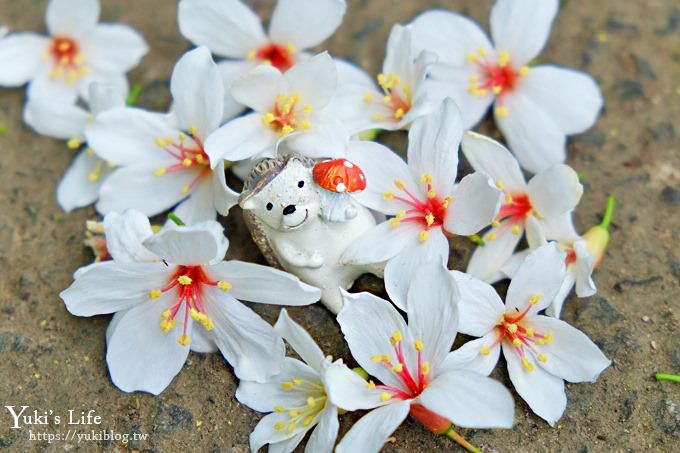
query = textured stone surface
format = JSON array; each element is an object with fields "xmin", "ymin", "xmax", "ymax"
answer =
[{"xmin": 0, "ymin": 0, "xmax": 678, "ymax": 451}]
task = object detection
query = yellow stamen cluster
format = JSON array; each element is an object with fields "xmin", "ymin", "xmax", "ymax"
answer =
[
  {"xmin": 177, "ymin": 275, "xmax": 192, "ymax": 285},
  {"xmin": 159, "ymin": 310, "xmax": 176, "ymax": 332},
  {"xmin": 390, "ymin": 330, "xmax": 402, "ymax": 345},
  {"xmin": 67, "ymin": 137, "xmax": 82, "ymax": 149},
  {"xmin": 178, "ymin": 334, "xmax": 190, "ymax": 346},
  {"xmin": 419, "ymin": 230, "xmax": 429, "ymax": 242},
  {"xmin": 421, "ymin": 362, "xmax": 430, "ymax": 375},
  {"xmin": 521, "ymin": 357, "xmax": 534, "ymax": 372},
  {"xmin": 414, "ymin": 339, "xmax": 424, "ymax": 351},
  {"xmin": 190, "ymin": 308, "xmax": 214, "ymax": 330},
  {"xmin": 529, "ymin": 294, "xmax": 542, "ymax": 305},
  {"xmin": 480, "ymin": 345, "xmax": 490, "ymax": 356},
  {"xmin": 273, "ymin": 386, "xmax": 327, "ymax": 432},
  {"xmin": 467, "ymin": 75, "xmax": 488, "ymax": 98},
  {"xmin": 148, "ymin": 289, "xmax": 162, "ymax": 300}
]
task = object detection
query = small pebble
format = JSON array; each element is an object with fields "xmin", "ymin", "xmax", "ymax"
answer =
[
  {"xmin": 642, "ymin": 315, "xmax": 650, "ymax": 322},
  {"xmin": 650, "ymin": 340, "xmax": 657, "ymax": 350}
]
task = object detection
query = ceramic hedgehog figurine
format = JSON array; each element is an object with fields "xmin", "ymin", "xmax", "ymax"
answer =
[{"xmin": 239, "ymin": 153, "xmax": 382, "ymax": 314}]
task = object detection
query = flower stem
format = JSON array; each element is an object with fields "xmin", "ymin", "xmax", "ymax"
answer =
[
  {"xmin": 126, "ymin": 83, "xmax": 143, "ymax": 106},
  {"xmin": 167, "ymin": 213, "xmax": 185, "ymax": 226},
  {"xmin": 444, "ymin": 427, "xmax": 481, "ymax": 453},
  {"xmin": 599, "ymin": 195, "xmax": 616, "ymax": 230},
  {"xmin": 655, "ymin": 373, "xmax": 680, "ymax": 383},
  {"xmin": 469, "ymin": 234, "xmax": 485, "ymax": 246}
]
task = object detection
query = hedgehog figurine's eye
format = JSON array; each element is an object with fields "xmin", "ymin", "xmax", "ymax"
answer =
[
  {"xmin": 298, "ymin": 180, "xmax": 305, "ymax": 188},
  {"xmin": 266, "ymin": 202, "xmax": 273, "ymax": 211}
]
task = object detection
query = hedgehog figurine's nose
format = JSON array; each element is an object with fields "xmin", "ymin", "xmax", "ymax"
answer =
[{"xmin": 283, "ymin": 205, "xmax": 296, "ymax": 215}]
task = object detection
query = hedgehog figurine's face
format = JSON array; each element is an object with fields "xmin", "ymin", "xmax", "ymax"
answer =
[{"xmin": 242, "ymin": 159, "xmax": 321, "ymax": 231}]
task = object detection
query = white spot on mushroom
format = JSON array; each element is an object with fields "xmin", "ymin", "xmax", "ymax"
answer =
[
  {"xmin": 344, "ymin": 161, "xmax": 354, "ymax": 168},
  {"xmin": 359, "ymin": 174, "xmax": 365, "ymax": 180},
  {"xmin": 336, "ymin": 182, "xmax": 347, "ymax": 193}
]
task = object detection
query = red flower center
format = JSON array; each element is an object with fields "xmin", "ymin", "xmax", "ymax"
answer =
[
  {"xmin": 466, "ymin": 49, "xmax": 529, "ymax": 116},
  {"xmin": 48, "ymin": 36, "xmax": 87, "ymax": 82},
  {"xmin": 253, "ymin": 43, "xmax": 295, "ymax": 72},
  {"xmin": 383, "ymin": 173, "xmax": 450, "ymax": 243},
  {"xmin": 152, "ymin": 127, "xmax": 212, "ymax": 196}
]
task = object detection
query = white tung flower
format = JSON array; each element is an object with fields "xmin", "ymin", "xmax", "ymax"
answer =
[
  {"xmin": 24, "ymin": 83, "xmax": 126, "ymax": 211},
  {"xmin": 341, "ymin": 100, "xmax": 502, "ymax": 309},
  {"xmin": 237, "ymin": 309, "xmax": 340, "ymax": 453},
  {"xmin": 331, "ymin": 24, "xmax": 438, "ymax": 133},
  {"xmin": 0, "ymin": 0, "xmax": 147, "ymax": 103},
  {"xmin": 205, "ymin": 52, "xmax": 349, "ymax": 164},
  {"xmin": 60, "ymin": 219, "xmax": 322, "ymax": 395},
  {"xmin": 325, "ymin": 264, "xmax": 514, "ymax": 453},
  {"xmin": 462, "ymin": 131, "xmax": 583, "ymax": 284},
  {"xmin": 410, "ymin": 0, "xmax": 603, "ymax": 173},
  {"xmin": 178, "ymin": 0, "xmax": 347, "ymax": 119},
  {"xmin": 85, "ymin": 47, "xmax": 239, "ymax": 225},
  {"xmin": 447, "ymin": 243, "xmax": 611, "ymax": 426}
]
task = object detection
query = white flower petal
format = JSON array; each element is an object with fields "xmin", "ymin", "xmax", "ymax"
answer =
[
  {"xmin": 519, "ymin": 65, "xmax": 603, "ymax": 135},
  {"xmin": 102, "ymin": 210, "xmax": 156, "ymax": 263},
  {"xmin": 449, "ymin": 270, "xmax": 504, "ymax": 336},
  {"xmin": 274, "ymin": 309, "xmax": 325, "ymax": 372},
  {"xmin": 545, "ymin": 272, "xmax": 575, "ymax": 319},
  {"xmin": 207, "ymin": 260, "xmax": 320, "ymax": 305},
  {"xmin": 441, "ymin": 333, "xmax": 501, "ymax": 376},
  {"xmin": 249, "ymin": 411, "xmax": 309, "ymax": 453},
  {"xmin": 24, "ymin": 98, "xmax": 88, "ymax": 140},
  {"xmin": 88, "ymin": 82, "xmax": 127, "ymax": 115},
  {"xmin": 106, "ymin": 297, "xmax": 191, "ymax": 395},
  {"xmin": 466, "ymin": 221, "xmax": 523, "ymax": 282},
  {"xmin": 503, "ymin": 342, "xmax": 566, "ymax": 426},
  {"xmin": 460, "ymin": 131, "xmax": 526, "ymax": 192},
  {"xmin": 340, "ymin": 220, "xmax": 419, "ymax": 266},
  {"xmin": 406, "ymin": 263, "xmax": 459, "ymax": 371},
  {"xmin": 0, "ymin": 33, "xmax": 47, "ymax": 85},
  {"xmin": 77, "ymin": 70, "xmax": 129, "ymax": 103},
  {"xmin": 269, "ymin": 0, "xmax": 346, "ymax": 50},
  {"xmin": 325, "ymin": 362, "xmax": 389, "ymax": 411},
  {"xmin": 204, "ymin": 113, "xmax": 277, "ymax": 165},
  {"xmin": 407, "ymin": 98, "xmax": 462, "ymax": 196},
  {"xmin": 83, "ymin": 24, "xmax": 148, "ymax": 74},
  {"xmin": 445, "ymin": 172, "xmax": 502, "ymax": 236},
  {"xmin": 495, "ymin": 89, "xmax": 567, "ymax": 174},
  {"xmin": 420, "ymin": 73, "xmax": 492, "ymax": 131},
  {"xmin": 27, "ymin": 68, "xmax": 78, "ymax": 104},
  {"xmin": 333, "ymin": 57, "xmax": 374, "ymax": 88},
  {"xmin": 525, "ymin": 214, "xmax": 547, "ymax": 249},
  {"xmin": 410, "ymin": 10, "xmax": 494, "ymax": 68},
  {"xmin": 335, "ymin": 400, "xmax": 410, "ymax": 453},
  {"xmin": 230, "ymin": 64, "xmax": 284, "ymax": 113},
  {"xmin": 170, "ymin": 47, "xmax": 223, "ymax": 137},
  {"xmin": 284, "ymin": 52, "xmax": 337, "ymax": 109},
  {"xmin": 96, "ymin": 166, "xmax": 198, "ymax": 218},
  {"xmin": 531, "ymin": 315, "xmax": 611, "ymax": 382},
  {"xmin": 236, "ymin": 357, "xmax": 320, "ymax": 412},
  {"xmin": 506, "ymin": 243, "xmax": 566, "ymax": 314},
  {"xmin": 60, "ymin": 261, "xmax": 169, "ymax": 316},
  {"xmin": 573, "ymin": 240, "xmax": 597, "ymax": 297},
  {"xmin": 540, "ymin": 211, "xmax": 580, "ymax": 244},
  {"xmin": 345, "ymin": 140, "xmax": 418, "ymax": 215},
  {"xmin": 190, "ymin": 326, "xmax": 218, "ymax": 353},
  {"xmin": 527, "ymin": 164, "xmax": 583, "ymax": 219},
  {"xmin": 338, "ymin": 291, "xmax": 410, "ymax": 389},
  {"xmin": 499, "ymin": 249, "xmax": 530, "ymax": 279},
  {"xmin": 143, "ymin": 221, "xmax": 227, "ymax": 265},
  {"xmin": 490, "ymin": 0, "xmax": 559, "ymax": 65},
  {"xmin": 419, "ymin": 369, "xmax": 514, "ymax": 429},
  {"xmin": 85, "ymin": 107, "xmax": 178, "ymax": 166},
  {"xmin": 56, "ymin": 151, "xmax": 107, "ymax": 211},
  {"xmin": 304, "ymin": 403, "xmax": 339, "ymax": 453},
  {"xmin": 216, "ymin": 59, "xmax": 254, "ymax": 120},
  {"xmin": 382, "ymin": 24, "xmax": 414, "ymax": 84},
  {"xmin": 282, "ymin": 114, "xmax": 348, "ymax": 159},
  {"xmin": 204, "ymin": 290, "xmax": 285, "ymax": 382},
  {"xmin": 171, "ymin": 179, "xmax": 217, "ymax": 225},
  {"xmin": 46, "ymin": 0, "xmax": 100, "ymax": 36},
  {"xmin": 384, "ymin": 227, "xmax": 449, "ymax": 311},
  {"xmin": 177, "ymin": 0, "xmax": 267, "ymax": 58}
]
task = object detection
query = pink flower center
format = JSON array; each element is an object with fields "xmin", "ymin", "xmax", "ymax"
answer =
[
  {"xmin": 466, "ymin": 49, "xmax": 529, "ymax": 116},
  {"xmin": 251, "ymin": 43, "xmax": 295, "ymax": 72},
  {"xmin": 480, "ymin": 294, "xmax": 554, "ymax": 373},
  {"xmin": 383, "ymin": 173, "xmax": 450, "ymax": 243},
  {"xmin": 362, "ymin": 73, "xmax": 412, "ymax": 122},
  {"xmin": 565, "ymin": 248, "xmax": 577, "ymax": 266},
  {"xmin": 149, "ymin": 265, "xmax": 232, "ymax": 346},
  {"xmin": 485, "ymin": 191, "xmax": 533, "ymax": 241},
  {"xmin": 261, "ymin": 93, "xmax": 314, "ymax": 137},
  {"xmin": 152, "ymin": 127, "xmax": 212, "ymax": 196},
  {"xmin": 47, "ymin": 36, "xmax": 87, "ymax": 83},
  {"xmin": 368, "ymin": 331, "xmax": 430, "ymax": 401}
]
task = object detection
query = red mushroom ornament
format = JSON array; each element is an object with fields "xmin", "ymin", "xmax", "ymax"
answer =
[{"xmin": 312, "ymin": 158, "xmax": 366, "ymax": 222}]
